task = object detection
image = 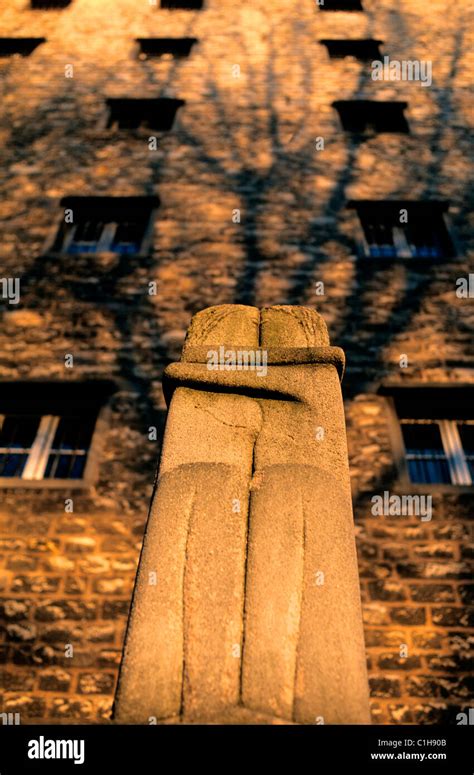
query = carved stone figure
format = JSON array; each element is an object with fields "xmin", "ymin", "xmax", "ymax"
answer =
[{"xmin": 114, "ymin": 305, "xmax": 370, "ymax": 724}]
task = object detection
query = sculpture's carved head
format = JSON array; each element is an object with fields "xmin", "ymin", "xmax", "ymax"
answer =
[{"xmin": 182, "ymin": 304, "xmax": 330, "ymax": 361}]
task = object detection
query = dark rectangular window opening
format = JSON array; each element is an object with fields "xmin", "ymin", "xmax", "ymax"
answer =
[
  {"xmin": 106, "ymin": 98, "xmax": 185, "ymax": 131},
  {"xmin": 333, "ymin": 100, "xmax": 409, "ymax": 133},
  {"xmin": 0, "ymin": 382, "xmax": 114, "ymax": 485},
  {"xmin": 349, "ymin": 201, "xmax": 455, "ymax": 260},
  {"xmin": 0, "ymin": 38, "xmax": 46, "ymax": 57},
  {"xmin": 381, "ymin": 387, "xmax": 474, "ymax": 486},
  {"xmin": 136, "ymin": 38, "xmax": 197, "ymax": 59},
  {"xmin": 318, "ymin": 0, "xmax": 363, "ymax": 11},
  {"xmin": 52, "ymin": 196, "xmax": 159, "ymax": 256},
  {"xmin": 160, "ymin": 0, "xmax": 203, "ymax": 8},
  {"xmin": 320, "ymin": 39, "xmax": 382, "ymax": 60},
  {"xmin": 31, "ymin": 0, "xmax": 71, "ymax": 8}
]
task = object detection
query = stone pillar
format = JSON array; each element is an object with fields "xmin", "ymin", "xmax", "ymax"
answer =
[{"xmin": 114, "ymin": 305, "xmax": 370, "ymax": 724}]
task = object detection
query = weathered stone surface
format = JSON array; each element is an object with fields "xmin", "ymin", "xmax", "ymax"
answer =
[{"xmin": 114, "ymin": 305, "xmax": 370, "ymax": 724}]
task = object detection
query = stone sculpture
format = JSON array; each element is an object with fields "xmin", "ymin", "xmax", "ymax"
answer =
[{"xmin": 114, "ymin": 305, "xmax": 370, "ymax": 724}]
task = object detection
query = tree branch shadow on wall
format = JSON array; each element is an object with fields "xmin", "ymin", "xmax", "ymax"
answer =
[{"xmin": 0, "ymin": 11, "xmax": 470, "ymax": 500}]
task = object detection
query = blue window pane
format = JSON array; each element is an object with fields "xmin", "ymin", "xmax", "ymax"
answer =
[
  {"xmin": 67, "ymin": 242, "xmax": 99, "ymax": 254},
  {"xmin": 0, "ymin": 416, "xmax": 40, "ymax": 477},
  {"xmin": 407, "ymin": 457, "xmax": 451, "ymax": 485},
  {"xmin": 0, "ymin": 415, "xmax": 39, "ymax": 449},
  {"xmin": 458, "ymin": 425, "xmax": 474, "ymax": 481},
  {"xmin": 43, "ymin": 416, "xmax": 94, "ymax": 480},
  {"xmin": 406, "ymin": 220, "xmax": 444, "ymax": 258},
  {"xmin": 112, "ymin": 221, "xmax": 144, "ymax": 254},
  {"xmin": 44, "ymin": 454, "xmax": 70, "ymax": 479},
  {"xmin": 402, "ymin": 422, "xmax": 451, "ymax": 484},
  {"xmin": 0, "ymin": 453, "xmax": 28, "ymax": 477},
  {"xmin": 44, "ymin": 453, "xmax": 85, "ymax": 479},
  {"xmin": 70, "ymin": 456, "xmax": 87, "ymax": 479}
]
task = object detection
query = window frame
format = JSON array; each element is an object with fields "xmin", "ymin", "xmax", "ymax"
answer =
[
  {"xmin": 104, "ymin": 98, "xmax": 185, "ymax": 133},
  {"xmin": 348, "ymin": 201, "xmax": 456, "ymax": 262},
  {"xmin": 317, "ymin": 0, "xmax": 364, "ymax": 11},
  {"xmin": 333, "ymin": 100, "xmax": 409, "ymax": 134},
  {"xmin": 0, "ymin": 384, "xmax": 113, "ymax": 489},
  {"xmin": 159, "ymin": 0, "xmax": 204, "ymax": 9},
  {"xmin": 136, "ymin": 37, "xmax": 198, "ymax": 59},
  {"xmin": 44, "ymin": 197, "xmax": 159, "ymax": 258},
  {"xmin": 0, "ymin": 38, "xmax": 46, "ymax": 57},
  {"xmin": 30, "ymin": 0, "xmax": 71, "ymax": 8},
  {"xmin": 400, "ymin": 418, "xmax": 473, "ymax": 486},
  {"xmin": 61, "ymin": 220, "xmax": 145, "ymax": 255},
  {"xmin": 382, "ymin": 389, "xmax": 474, "ymax": 493},
  {"xmin": 319, "ymin": 39, "xmax": 383, "ymax": 61}
]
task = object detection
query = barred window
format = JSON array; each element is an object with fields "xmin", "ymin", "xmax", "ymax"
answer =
[
  {"xmin": 0, "ymin": 383, "xmax": 113, "ymax": 485},
  {"xmin": 320, "ymin": 39, "xmax": 382, "ymax": 61},
  {"xmin": 106, "ymin": 98, "xmax": 184, "ymax": 131},
  {"xmin": 51, "ymin": 197, "xmax": 159, "ymax": 256},
  {"xmin": 383, "ymin": 387, "xmax": 474, "ymax": 487},
  {"xmin": 0, "ymin": 38, "xmax": 46, "ymax": 57},
  {"xmin": 400, "ymin": 420, "xmax": 473, "ymax": 486},
  {"xmin": 0, "ymin": 415, "xmax": 94, "ymax": 480},
  {"xmin": 318, "ymin": 0, "xmax": 363, "ymax": 11},
  {"xmin": 31, "ymin": 0, "xmax": 71, "ymax": 8},
  {"xmin": 350, "ymin": 201, "xmax": 455, "ymax": 259},
  {"xmin": 136, "ymin": 38, "xmax": 197, "ymax": 59},
  {"xmin": 160, "ymin": 0, "xmax": 203, "ymax": 8},
  {"xmin": 458, "ymin": 424, "xmax": 474, "ymax": 480},
  {"xmin": 333, "ymin": 100, "xmax": 409, "ymax": 133}
]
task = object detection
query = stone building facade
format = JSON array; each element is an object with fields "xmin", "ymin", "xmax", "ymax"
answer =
[{"xmin": 0, "ymin": 0, "xmax": 472, "ymax": 724}]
